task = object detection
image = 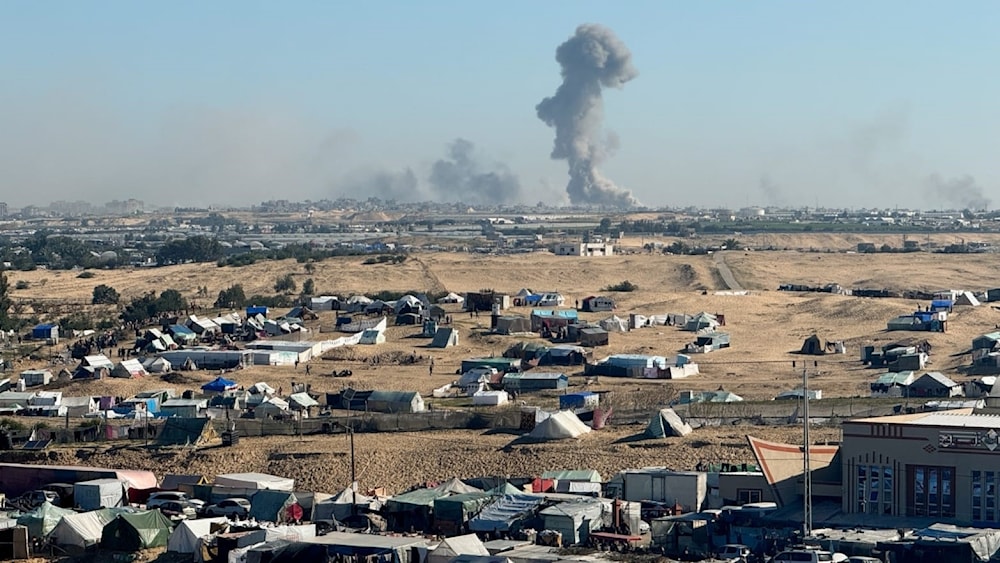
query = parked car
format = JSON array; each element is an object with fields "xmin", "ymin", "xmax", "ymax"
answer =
[
  {"xmin": 157, "ymin": 500, "xmax": 198, "ymax": 520},
  {"xmin": 718, "ymin": 544, "xmax": 751, "ymax": 562},
  {"xmin": 20, "ymin": 490, "xmax": 60, "ymax": 508},
  {"xmin": 846, "ymin": 558, "xmax": 880, "ymax": 563},
  {"xmin": 771, "ymin": 549, "xmax": 847, "ymax": 563},
  {"xmin": 147, "ymin": 491, "xmax": 205, "ymax": 511},
  {"xmin": 204, "ymin": 498, "xmax": 251, "ymax": 518}
]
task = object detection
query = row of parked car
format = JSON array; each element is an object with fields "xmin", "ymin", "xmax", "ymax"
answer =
[
  {"xmin": 716, "ymin": 544, "xmax": 879, "ymax": 563},
  {"xmin": 15, "ymin": 487, "xmax": 252, "ymax": 522}
]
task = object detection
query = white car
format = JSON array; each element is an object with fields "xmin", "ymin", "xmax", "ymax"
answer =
[
  {"xmin": 147, "ymin": 491, "xmax": 205, "ymax": 511},
  {"xmin": 718, "ymin": 544, "xmax": 751, "ymax": 562},
  {"xmin": 771, "ymin": 549, "xmax": 847, "ymax": 563},
  {"xmin": 204, "ymin": 498, "xmax": 252, "ymax": 518}
]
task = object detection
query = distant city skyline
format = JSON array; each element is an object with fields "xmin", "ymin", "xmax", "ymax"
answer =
[{"xmin": 2, "ymin": 1, "xmax": 999, "ymax": 209}]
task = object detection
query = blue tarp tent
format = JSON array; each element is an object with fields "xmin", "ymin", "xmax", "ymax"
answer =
[{"xmin": 201, "ymin": 376, "xmax": 237, "ymax": 393}]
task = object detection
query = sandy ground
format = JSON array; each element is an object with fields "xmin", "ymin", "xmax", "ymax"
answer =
[{"xmin": 3, "ymin": 238, "xmax": 998, "ymax": 493}]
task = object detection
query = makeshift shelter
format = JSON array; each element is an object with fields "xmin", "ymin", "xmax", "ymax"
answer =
[
  {"xmin": 539, "ymin": 500, "xmax": 605, "ymax": 545},
  {"xmin": 215, "ymin": 472, "xmax": 294, "ymax": 491},
  {"xmin": 527, "ymin": 411, "xmax": 591, "ymax": 440},
  {"xmin": 494, "ymin": 316, "xmax": 531, "ymax": 335},
  {"xmin": 384, "ymin": 488, "xmax": 449, "ymax": 531},
  {"xmin": 166, "ymin": 517, "xmax": 228, "ymax": 560},
  {"xmin": 645, "ymin": 408, "xmax": 693, "ymax": 438},
  {"xmin": 249, "ymin": 490, "xmax": 301, "ymax": 523},
  {"xmin": 598, "ymin": 316, "xmax": 628, "ymax": 333},
  {"xmin": 314, "ymin": 487, "xmax": 382, "ymax": 522},
  {"xmin": 141, "ymin": 357, "xmax": 172, "ymax": 374},
  {"xmin": 358, "ymin": 329, "xmax": 386, "ymax": 345},
  {"xmin": 200, "ymin": 376, "xmax": 237, "ymax": 394},
  {"xmin": 430, "ymin": 327, "xmax": 459, "ymax": 348},
  {"xmin": 684, "ymin": 313, "xmax": 719, "ymax": 332},
  {"xmin": 155, "ymin": 418, "xmax": 217, "ymax": 447},
  {"xmin": 16, "ymin": 502, "xmax": 75, "ymax": 537},
  {"xmin": 468, "ymin": 493, "xmax": 544, "ymax": 533},
  {"xmin": 503, "ymin": 341, "xmax": 549, "ymax": 361},
  {"xmin": 581, "ymin": 296, "xmax": 614, "ymax": 312},
  {"xmin": 428, "ymin": 534, "xmax": 490, "ymax": 563},
  {"xmin": 366, "ymin": 390, "xmax": 425, "ymax": 413},
  {"xmin": 50, "ymin": 508, "xmax": 126, "ymax": 552},
  {"xmin": 955, "ymin": 291, "xmax": 982, "ymax": 307},
  {"xmin": 433, "ymin": 493, "xmax": 493, "ymax": 531},
  {"xmin": 100, "ymin": 510, "xmax": 174, "ymax": 551},
  {"xmin": 394, "ymin": 295, "xmax": 424, "ymax": 315},
  {"xmin": 800, "ymin": 334, "xmax": 827, "ymax": 355},
  {"xmin": 438, "ymin": 292, "xmax": 464, "ymax": 304},
  {"xmin": 346, "ymin": 295, "xmax": 373, "ymax": 313},
  {"xmin": 579, "ymin": 327, "xmax": 609, "ymax": 347}
]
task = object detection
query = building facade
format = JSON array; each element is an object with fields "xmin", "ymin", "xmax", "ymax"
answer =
[
  {"xmin": 842, "ymin": 409, "xmax": 1000, "ymax": 525},
  {"xmin": 553, "ymin": 242, "xmax": 614, "ymax": 256}
]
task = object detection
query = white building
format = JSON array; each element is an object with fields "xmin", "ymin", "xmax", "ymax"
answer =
[{"xmin": 554, "ymin": 242, "xmax": 614, "ymax": 257}]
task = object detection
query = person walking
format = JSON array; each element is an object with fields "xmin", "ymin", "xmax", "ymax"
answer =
[{"xmin": 429, "ymin": 358, "xmax": 435, "ymax": 377}]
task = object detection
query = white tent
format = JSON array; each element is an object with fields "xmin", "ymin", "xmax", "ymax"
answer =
[
  {"xmin": 528, "ymin": 411, "xmax": 591, "ymax": 440},
  {"xmin": 599, "ymin": 315, "xmax": 629, "ymax": 333},
  {"xmin": 359, "ymin": 329, "xmax": 386, "ymax": 345},
  {"xmin": 215, "ymin": 472, "xmax": 294, "ymax": 491},
  {"xmin": 438, "ymin": 292, "xmax": 465, "ymax": 304},
  {"xmin": 394, "ymin": 294, "xmax": 423, "ymax": 314},
  {"xmin": 646, "ymin": 408, "xmax": 693, "ymax": 438},
  {"xmin": 516, "ymin": 288, "xmax": 534, "ymax": 298},
  {"xmin": 167, "ymin": 517, "xmax": 228, "ymax": 560},
  {"xmin": 429, "ymin": 534, "xmax": 490, "ymax": 563},
  {"xmin": 472, "ymin": 391, "xmax": 509, "ymax": 406},
  {"xmin": 49, "ymin": 510, "xmax": 115, "ymax": 550},
  {"xmin": 956, "ymin": 291, "xmax": 982, "ymax": 307}
]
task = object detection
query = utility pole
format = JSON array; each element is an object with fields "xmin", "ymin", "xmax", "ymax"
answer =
[{"xmin": 802, "ymin": 367, "xmax": 812, "ymax": 538}]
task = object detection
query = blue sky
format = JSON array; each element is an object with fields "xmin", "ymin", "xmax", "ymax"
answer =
[{"xmin": 1, "ymin": 1, "xmax": 998, "ymax": 209}]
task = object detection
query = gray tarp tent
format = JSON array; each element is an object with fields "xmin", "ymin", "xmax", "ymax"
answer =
[{"xmin": 645, "ymin": 408, "xmax": 693, "ymax": 438}]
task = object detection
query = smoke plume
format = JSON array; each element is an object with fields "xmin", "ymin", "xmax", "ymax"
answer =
[
  {"xmin": 758, "ymin": 174, "xmax": 786, "ymax": 206},
  {"xmin": 429, "ymin": 138, "xmax": 522, "ymax": 205},
  {"xmin": 340, "ymin": 167, "xmax": 420, "ymax": 202},
  {"xmin": 536, "ymin": 24, "xmax": 639, "ymax": 207},
  {"xmin": 925, "ymin": 173, "xmax": 991, "ymax": 210}
]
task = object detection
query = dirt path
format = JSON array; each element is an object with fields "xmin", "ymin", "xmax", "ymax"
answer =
[{"xmin": 714, "ymin": 251, "xmax": 743, "ymax": 291}]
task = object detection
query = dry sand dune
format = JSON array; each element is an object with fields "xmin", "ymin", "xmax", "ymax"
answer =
[{"xmin": 6, "ymin": 245, "xmax": 999, "ymax": 491}]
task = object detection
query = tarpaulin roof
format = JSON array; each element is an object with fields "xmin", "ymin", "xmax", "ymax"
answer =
[
  {"xmin": 166, "ymin": 517, "xmax": 228, "ymax": 555},
  {"xmin": 469, "ymin": 494, "xmax": 544, "ymax": 533},
  {"xmin": 215, "ymin": 472, "xmax": 294, "ymax": 491},
  {"xmin": 434, "ymin": 492, "xmax": 492, "ymax": 522},
  {"xmin": 249, "ymin": 490, "xmax": 299, "ymax": 523},
  {"xmin": 201, "ymin": 376, "xmax": 237, "ymax": 392},
  {"xmin": 17, "ymin": 502, "xmax": 76, "ymax": 537},
  {"xmin": 50, "ymin": 508, "xmax": 131, "ymax": 550},
  {"xmin": 100, "ymin": 510, "xmax": 174, "ymax": 551}
]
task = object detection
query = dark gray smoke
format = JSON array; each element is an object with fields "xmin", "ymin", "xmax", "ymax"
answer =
[
  {"xmin": 536, "ymin": 24, "xmax": 639, "ymax": 207},
  {"xmin": 925, "ymin": 173, "xmax": 990, "ymax": 210},
  {"xmin": 341, "ymin": 167, "xmax": 420, "ymax": 202},
  {"xmin": 429, "ymin": 138, "xmax": 522, "ymax": 205}
]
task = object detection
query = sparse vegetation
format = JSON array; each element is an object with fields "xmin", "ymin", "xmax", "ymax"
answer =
[
  {"xmin": 76, "ymin": 271, "xmax": 96, "ymax": 279},
  {"xmin": 603, "ymin": 280, "xmax": 638, "ymax": 292},
  {"xmin": 274, "ymin": 274, "xmax": 297, "ymax": 294},
  {"xmin": 91, "ymin": 284, "xmax": 120, "ymax": 305},
  {"xmin": 363, "ymin": 254, "xmax": 407, "ymax": 265},
  {"xmin": 14, "ymin": 280, "xmax": 29, "ymax": 290}
]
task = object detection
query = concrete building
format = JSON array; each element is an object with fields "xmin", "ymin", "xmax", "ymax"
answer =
[
  {"xmin": 553, "ymin": 242, "xmax": 614, "ymax": 256},
  {"xmin": 0, "ymin": 202, "xmax": 7, "ymax": 218},
  {"xmin": 841, "ymin": 408, "xmax": 1000, "ymax": 524}
]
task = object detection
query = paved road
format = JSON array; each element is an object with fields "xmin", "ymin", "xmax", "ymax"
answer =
[{"xmin": 713, "ymin": 251, "xmax": 744, "ymax": 291}]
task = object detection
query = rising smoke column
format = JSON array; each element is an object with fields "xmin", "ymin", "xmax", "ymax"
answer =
[
  {"xmin": 536, "ymin": 24, "xmax": 639, "ymax": 207},
  {"xmin": 429, "ymin": 138, "xmax": 522, "ymax": 205}
]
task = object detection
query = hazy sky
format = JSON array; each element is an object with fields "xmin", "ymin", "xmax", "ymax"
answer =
[{"xmin": 2, "ymin": 1, "xmax": 999, "ymax": 209}]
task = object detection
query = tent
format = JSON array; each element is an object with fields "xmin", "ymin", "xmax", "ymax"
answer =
[
  {"xmin": 249, "ymin": 490, "xmax": 301, "ymax": 523},
  {"xmin": 17, "ymin": 502, "xmax": 76, "ymax": 537},
  {"xmin": 684, "ymin": 312, "xmax": 719, "ymax": 332},
  {"xmin": 800, "ymin": 334, "xmax": 827, "ymax": 355},
  {"xmin": 527, "ymin": 411, "xmax": 591, "ymax": 440},
  {"xmin": 430, "ymin": 328, "xmax": 459, "ymax": 348},
  {"xmin": 494, "ymin": 316, "xmax": 531, "ymax": 335},
  {"xmin": 438, "ymin": 292, "xmax": 465, "ymax": 304},
  {"xmin": 100, "ymin": 510, "xmax": 174, "ymax": 551},
  {"xmin": 50, "ymin": 508, "xmax": 130, "ymax": 552},
  {"xmin": 955, "ymin": 291, "xmax": 982, "ymax": 307},
  {"xmin": 598, "ymin": 316, "xmax": 629, "ymax": 333},
  {"xmin": 167, "ymin": 517, "xmax": 228, "ymax": 560},
  {"xmin": 141, "ymin": 357, "xmax": 172, "ymax": 374},
  {"xmin": 428, "ymin": 534, "xmax": 490, "ymax": 563},
  {"xmin": 394, "ymin": 295, "xmax": 424, "ymax": 315},
  {"xmin": 645, "ymin": 408, "xmax": 693, "ymax": 438},
  {"xmin": 215, "ymin": 472, "xmax": 294, "ymax": 491},
  {"xmin": 155, "ymin": 418, "xmax": 218, "ymax": 447},
  {"xmin": 314, "ymin": 486, "xmax": 382, "ymax": 522},
  {"xmin": 201, "ymin": 376, "xmax": 237, "ymax": 393},
  {"xmin": 359, "ymin": 329, "xmax": 386, "ymax": 345}
]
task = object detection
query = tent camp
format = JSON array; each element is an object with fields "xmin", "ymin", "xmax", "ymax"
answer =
[
  {"xmin": 430, "ymin": 328, "xmax": 459, "ymax": 348},
  {"xmin": 314, "ymin": 486, "xmax": 382, "ymax": 522},
  {"xmin": 101, "ymin": 510, "xmax": 174, "ymax": 551},
  {"xmin": 598, "ymin": 316, "xmax": 628, "ymax": 333},
  {"xmin": 201, "ymin": 376, "xmax": 237, "ymax": 394},
  {"xmin": 527, "ymin": 411, "xmax": 591, "ymax": 440},
  {"xmin": 645, "ymin": 408, "xmax": 693, "ymax": 438},
  {"xmin": 800, "ymin": 334, "xmax": 827, "ymax": 355},
  {"xmin": 17, "ymin": 502, "xmax": 76, "ymax": 537},
  {"xmin": 167, "ymin": 517, "xmax": 228, "ymax": 560},
  {"xmin": 50, "ymin": 508, "xmax": 132, "ymax": 552},
  {"xmin": 438, "ymin": 293, "xmax": 465, "ymax": 304}
]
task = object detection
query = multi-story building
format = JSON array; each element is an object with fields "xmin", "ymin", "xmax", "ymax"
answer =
[
  {"xmin": 841, "ymin": 408, "xmax": 1000, "ymax": 525},
  {"xmin": 0, "ymin": 202, "xmax": 7, "ymax": 218}
]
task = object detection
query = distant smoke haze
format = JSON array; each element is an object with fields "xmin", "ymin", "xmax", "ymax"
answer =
[
  {"xmin": 537, "ymin": 24, "xmax": 639, "ymax": 208},
  {"xmin": 925, "ymin": 173, "xmax": 991, "ymax": 210},
  {"xmin": 758, "ymin": 174, "xmax": 786, "ymax": 206},
  {"xmin": 429, "ymin": 138, "xmax": 522, "ymax": 205}
]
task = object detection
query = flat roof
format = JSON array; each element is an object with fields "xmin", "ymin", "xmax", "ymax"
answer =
[{"xmin": 845, "ymin": 408, "xmax": 1000, "ymax": 429}]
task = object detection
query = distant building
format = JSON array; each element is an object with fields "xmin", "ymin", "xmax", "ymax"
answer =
[
  {"xmin": 554, "ymin": 241, "xmax": 614, "ymax": 257},
  {"xmin": 0, "ymin": 202, "xmax": 7, "ymax": 218}
]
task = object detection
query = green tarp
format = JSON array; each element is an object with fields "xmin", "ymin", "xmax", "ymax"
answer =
[
  {"xmin": 101, "ymin": 510, "xmax": 174, "ymax": 551},
  {"xmin": 17, "ymin": 502, "xmax": 76, "ymax": 537},
  {"xmin": 433, "ymin": 492, "xmax": 491, "ymax": 523}
]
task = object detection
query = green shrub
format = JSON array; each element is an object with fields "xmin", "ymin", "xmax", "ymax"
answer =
[{"xmin": 603, "ymin": 280, "xmax": 638, "ymax": 292}]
